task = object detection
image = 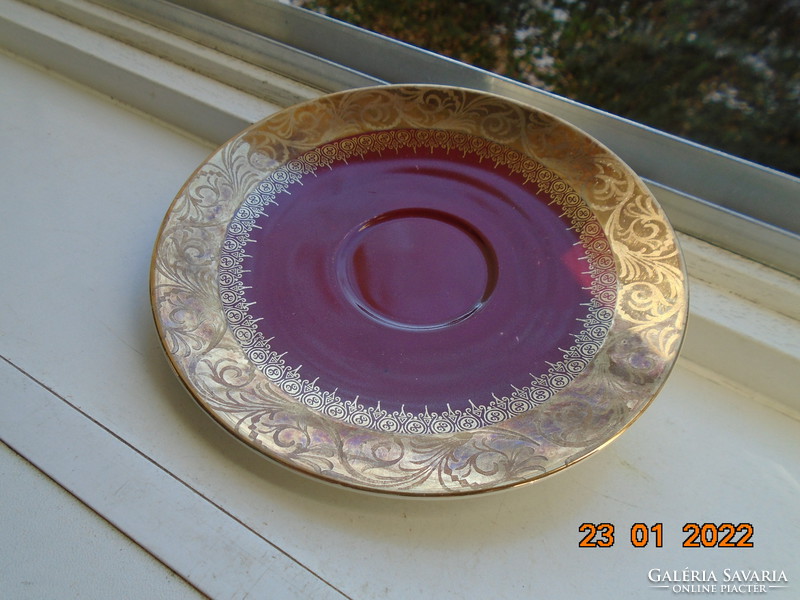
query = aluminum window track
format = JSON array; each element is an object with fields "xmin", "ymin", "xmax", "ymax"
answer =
[{"xmin": 18, "ymin": 0, "xmax": 800, "ymax": 277}]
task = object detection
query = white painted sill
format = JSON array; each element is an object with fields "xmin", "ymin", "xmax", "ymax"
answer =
[
  {"xmin": 2, "ymin": 4, "xmax": 799, "ymax": 599},
  {"xmin": 2, "ymin": 0, "xmax": 796, "ymax": 414}
]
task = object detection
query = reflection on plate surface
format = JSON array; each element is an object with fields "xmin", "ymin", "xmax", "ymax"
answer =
[{"xmin": 152, "ymin": 86, "xmax": 687, "ymax": 496}]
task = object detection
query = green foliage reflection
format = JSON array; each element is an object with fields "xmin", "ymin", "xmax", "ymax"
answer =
[{"xmin": 299, "ymin": 0, "xmax": 800, "ymax": 176}]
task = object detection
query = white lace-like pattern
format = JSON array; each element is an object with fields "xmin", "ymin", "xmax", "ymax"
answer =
[{"xmin": 218, "ymin": 129, "xmax": 617, "ymax": 434}]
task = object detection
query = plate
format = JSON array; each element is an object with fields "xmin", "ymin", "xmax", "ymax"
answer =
[{"xmin": 151, "ymin": 85, "xmax": 687, "ymax": 496}]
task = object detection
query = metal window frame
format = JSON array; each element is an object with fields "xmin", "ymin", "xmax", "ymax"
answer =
[{"xmin": 41, "ymin": 0, "xmax": 800, "ymax": 276}]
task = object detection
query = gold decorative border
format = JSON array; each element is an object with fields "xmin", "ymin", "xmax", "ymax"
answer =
[
  {"xmin": 219, "ymin": 128, "xmax": 617, "ymax": 434},
  {"xmin": 151, "ymin": 85, "xmax": 687, "ymax": 496}
]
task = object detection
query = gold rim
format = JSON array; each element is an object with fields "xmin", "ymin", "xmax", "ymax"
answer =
[{"xmin": 150, "ymin": 85, "xmax": 687, "ymax": 496}]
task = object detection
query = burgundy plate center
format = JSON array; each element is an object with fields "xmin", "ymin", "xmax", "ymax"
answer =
[
  {"xmin": 337, "ymin": 208, "xmax": 497, "ymax": 330},
  {"xmin": 219, "ymin": 129, "xmax": 617, "ymax": 434}
]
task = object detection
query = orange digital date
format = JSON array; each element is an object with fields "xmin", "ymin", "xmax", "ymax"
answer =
[
  {"xmin": 579, "ymin": 522, "xmax": 753, "ymax": 548},
  {"xmin": 682, "ymin": 523, "xmax": 754, "ymax": 548},
  {"xmin": 579, "ymin": 523, "xmax": 663, "ymax": 548},
  {"xmin": 578, "ymin": 522, "xmax": 616, "ymax": 547}
]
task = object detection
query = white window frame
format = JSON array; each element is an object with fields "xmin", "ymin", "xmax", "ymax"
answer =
[
  {"xmin": 19, "ymin": 0, "xmax": 800, "ymax": 277},
  {"xmin": 2, "ymin": 2, "xmax": 798, "ymax": 596}
]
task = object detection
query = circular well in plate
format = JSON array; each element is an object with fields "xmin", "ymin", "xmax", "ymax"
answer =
[
  {"xmin": 152, "ymin": 85, "xmax": 687, "ymax": 495},
  {"xmin": 224, "ymin": 131, "xmax": 615, "ymax": 433}
]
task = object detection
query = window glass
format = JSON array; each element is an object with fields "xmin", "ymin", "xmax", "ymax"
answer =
[{"xmin": 295, "ymin": 0, "xmax": 800, "ymax": 178}]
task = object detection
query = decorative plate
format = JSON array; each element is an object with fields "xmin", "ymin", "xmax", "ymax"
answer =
[{"xmin": 151, "ymin": 85, "xmax": 687, "ymax": 496}]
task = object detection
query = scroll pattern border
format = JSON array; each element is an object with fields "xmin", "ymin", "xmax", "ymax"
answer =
[
  {"xmin": 151, "ymin": 85, "xmax": 686, "ymax": 494},
  {"xmin": 218, "ymin": 129, "xmax": 617, "ymax": 434}
]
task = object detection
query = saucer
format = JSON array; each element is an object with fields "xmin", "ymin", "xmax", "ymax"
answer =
[{"xmin": 151, "ymin": 85, "xmax": 687, "ymax": 496}]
